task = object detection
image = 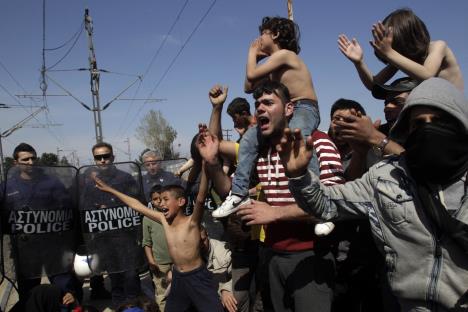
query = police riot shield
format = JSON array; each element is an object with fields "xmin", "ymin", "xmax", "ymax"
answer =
[
  {"xmin": 0, "ymin": 165, "xmax": 78, "ymax": 280},
  {"xmin": 78, "ymin": 162, "xmax": 145, "ymax": 274},
  {"xmin": 141, "ymin": 158, "xmax": 188, "ymax": 201}
]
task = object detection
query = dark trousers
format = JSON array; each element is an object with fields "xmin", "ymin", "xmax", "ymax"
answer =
[
  {"xmin": 165, "ymin": 265, "xmax": 223, "ymax": 312},
  {"xmin": 268, "ymin": 249, "xmax": 335, "ymax": 312},
  {"xmin": 14, "ymin": 273, "xmax": 82, "ymax": 312},
  {"xmin": 108, "ymin": 270, "xmax": 141, "ymax": 307}
]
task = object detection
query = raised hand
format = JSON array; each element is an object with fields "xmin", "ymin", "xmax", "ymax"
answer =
[
  {"xmin": 196, "ymin": 124, "xmax": 220, "ymax": 165},
  {"xmin": 276, "ymin": 128, "xmax": 314, "ymax": 178},
  {"xmin": 338, "ymin": 34, "xmax": 364, "ymax": 64},
  {"xmin": 370, "ymin": 22, "xmax": 393, "ymax": 57},
  {"xmin": 209, "ymin": 84, "xmax": 228, "ymax": 107}
]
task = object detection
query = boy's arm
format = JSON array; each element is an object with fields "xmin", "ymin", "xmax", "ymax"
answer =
[
  {"xmin": 371, "ymin": 23, "xmax": 446, "ymax": 80},
  {"xmin": 245, "ymin": 40, "xmax": 290, "ymax": 91},
  {"xmin": 191, "ymin": 162, "xmax": 208, "ymax": 224},
  {"xmin": 142, "ymin": 218, "xmax": 158, "ymax": 269},
  {"xmin": 198, "ymin": 131, "xmax": 232, "ymax": 198},
  {"xmin": 208, "ymin": 85, "xmax": 228, "ymax": 138},
  {"xmin": 144, "ymin": 245, "xmax": 158, "ymax": 268},
  {"xmin": 338, "ymin": 34, "xmax": 396, "ymax": 90},
  {"xmin": 94, "ymin": 177, "xmax": 163, "ymax": 223},
  {"xmin": 176, "ymin": 158, "xmax": 194, "ymax": 177}
]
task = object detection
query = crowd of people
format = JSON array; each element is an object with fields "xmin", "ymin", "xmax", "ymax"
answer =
[{"xmin": 1, "ymin": 7, "xmax": 467, "ymax": 312}]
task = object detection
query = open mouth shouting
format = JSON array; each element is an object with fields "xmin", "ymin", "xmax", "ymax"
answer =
[
  {"xmin": 258, "ymin": 115, "xmax": 270, "ymax": 132},
  {"xmin": 160, "ymin": 208, "xmax": 169, "ymax": 217}
]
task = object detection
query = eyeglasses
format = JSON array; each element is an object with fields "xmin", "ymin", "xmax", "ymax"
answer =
[{"xmin": 93, "ymin": 153, "xmax": 112, "ymax": 161}]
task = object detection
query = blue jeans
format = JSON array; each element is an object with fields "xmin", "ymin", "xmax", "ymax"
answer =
[{"xmin": 232, "ymin": 100, "xmax": 320, "ymax": 196}]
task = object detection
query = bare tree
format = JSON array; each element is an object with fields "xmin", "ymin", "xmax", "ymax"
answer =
[{"xmin": 136, "ymin": 109, "xmax": 178, "ymax": 159}]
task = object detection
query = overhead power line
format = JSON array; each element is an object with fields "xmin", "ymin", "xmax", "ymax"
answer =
[
  {"xmin": 119, "ymin": 0, "xmax": 218, "ymax": 137},
  {"xmin": 46, "ymin": 23, "xmax": 84, "ymax": 70},
  {"xmin": 45, "ymin": 21, "xmax": 85, "ymax": 51},
  {"xmin": 114, "ymin": 0, "xmax": 190, "ymax": 139}
]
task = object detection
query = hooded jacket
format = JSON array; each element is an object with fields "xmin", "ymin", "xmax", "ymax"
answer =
[{"xmin": 288, "ymin": 78, "xmax": 468, "ymax": 312}]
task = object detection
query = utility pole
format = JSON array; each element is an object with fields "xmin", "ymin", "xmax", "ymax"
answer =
[
  {"xmin": 123, "ymin": 137, "xmax": 131, "ymax": 161},
  {"xmin": 56, "ymin": 147, "xmax": 62, "ymax": 164},
  {"xmin": 0, "ymin": 107, "xmax": 46, "ymax": 180},
  {"xmin": 85, "ymin": 8, "xmax": 103, "ymax": 143}
]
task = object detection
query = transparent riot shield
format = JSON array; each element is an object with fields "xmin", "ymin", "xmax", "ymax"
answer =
[
  {"xmin": 0, "ymin": 165, "xmax": 78, "ymax": 280},
  {"xmin": 141, "ymin": 158, "xmax": 188, "ymax": 201},
  {"xmin": 78, "ymin": 162, "xmax": 145, "ymax": 274}
]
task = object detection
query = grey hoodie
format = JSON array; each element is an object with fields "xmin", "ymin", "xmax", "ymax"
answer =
[{"xmin": 288, "ymin": 78, "xmax": 468, "ymax": 312}]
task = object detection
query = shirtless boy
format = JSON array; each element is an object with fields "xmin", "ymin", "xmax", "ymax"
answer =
[
  {"xmin": 213, "ymin": 16, "xmax": 322, "ymax": 219},
  {"xmin": 94, "ymin": 140, "xmax": 223, "ymax": 311}
]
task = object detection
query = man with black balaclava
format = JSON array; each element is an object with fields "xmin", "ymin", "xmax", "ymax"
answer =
[{"xmin": 276, "ymin": 78, "xmax": 468, "ymax": 311}]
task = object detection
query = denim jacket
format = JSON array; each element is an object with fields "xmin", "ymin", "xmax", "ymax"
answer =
[{"xmin": 289, "ymin": 157, "xmax": 468, "ymax": 312}]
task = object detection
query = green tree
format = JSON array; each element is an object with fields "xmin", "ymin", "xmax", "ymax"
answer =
[
  {"xmin": 136, "ymin": 109, "xmax": 179, "ymax": 159},
  {"xmin": 4, "ymin": 157, "xmax": 15, "ymax": 173},
  {"xmin": 59, "ymin": 156, "xmax": 70, "ymax": 165},
  {"xmin": 39, "ymin": 153, "xmax": 58, "ymax": 165}
]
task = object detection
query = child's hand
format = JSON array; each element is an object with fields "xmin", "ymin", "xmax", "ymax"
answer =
[
  {"xmin": 166, "ymin": 269, "xmax": 173, "ymax": 284},
  {"xmin": 62, "ymin": 292, "xmax": 75, "ymax": 305},
  {"xmin": 370, "ymin": 22, "xmax": 393, "ymax": 56},
  {"xmin": 250, "ymin": 38, "xmax": 268, "ymax": 61},
  {"xmin": 94, "ymin": 176, "xmax": 112, "ymax": 192},
  {"xmin": 338, "ymin": 34, "xmax": 363, "ymax": 64},
  {"xmin": 209, "ymin": 84, "xmax": 228, "ymax": 107}
]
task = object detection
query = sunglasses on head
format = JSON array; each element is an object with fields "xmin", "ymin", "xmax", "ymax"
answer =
[{"xmin": 94, "ymin": 153, "xmax": 112, "ymax": 161}]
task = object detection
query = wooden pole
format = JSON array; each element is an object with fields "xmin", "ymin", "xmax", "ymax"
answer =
[{"xmin": 287, "ymin": 0, "xmax": 294, "ymax": 20}]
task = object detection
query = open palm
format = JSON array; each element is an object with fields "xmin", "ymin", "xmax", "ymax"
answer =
[
  {"xmin": 276, "ymin": 128, "xmax": 314, "ymax": 178},
  {"xmin": 338, "ymin": 34, "xmax": 363, "ymax": 63}
]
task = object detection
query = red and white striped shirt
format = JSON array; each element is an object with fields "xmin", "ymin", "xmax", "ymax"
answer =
[
  {"xmin": 311, "ymin": 130, "xmax": 345, "ymax": 186},
  {"xmin": 257, "ymin": 148, "xmax": 314, "ymax": 252},
  {"xmin": 256, "ymin": 131, "xmax": 344, "ymax": 252}
]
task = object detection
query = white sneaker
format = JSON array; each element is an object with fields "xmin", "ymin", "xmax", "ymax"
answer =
[
  {"xmin": 212, "ymin": 193, "xmax": 251, "ymax": 218},
  {"xmin": 314, "ymin": 222, "xmax": 335, "ymax": 236}
]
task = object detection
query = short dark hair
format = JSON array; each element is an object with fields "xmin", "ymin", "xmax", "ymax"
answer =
[
  {"xmin": 253, "ymin": 80, "xmax": 291, "ymax": 104},
  {"xmin": 149, "ymin": 185, "xmax": 163, "ymax": 198},
  {"xmin": 227, "ymin": 98, "xmax": 251, "ymax": 118},
  {"xmin": 259, "ymin": 16, "xmax": 301, "ymax": 54},
  {"xmin": 330, "ymin": 99, "xmax": 366, "ymax": 118},
  {"xmin": 382, "ymin": 8, "xmax": 430, "ymax": 64},
  {"xmin": 13, "ymin": 143, "xmax": 37, "ymax": 160},
  {"xmin": 92, "ymin": 142, "xmax": 113, "ymax": 155},
  {"xmin": 161, "ymin": 184, "xmax": 186, "ymax": 202}
]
